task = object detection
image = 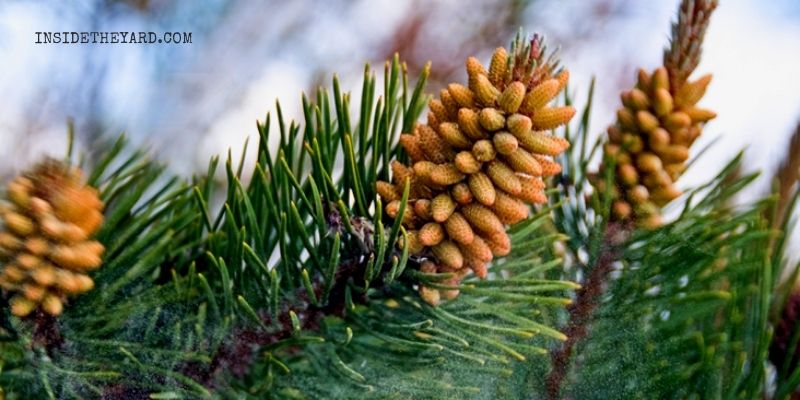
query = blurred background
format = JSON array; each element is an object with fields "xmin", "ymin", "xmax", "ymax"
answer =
[{"xmin": 1, "ymin": 0, "xmax": 798, "ymax": 253}]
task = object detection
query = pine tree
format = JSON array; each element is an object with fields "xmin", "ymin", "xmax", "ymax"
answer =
[{"xmin": 0, "ymin": 1, "xmax": 798, "ymax": 399}]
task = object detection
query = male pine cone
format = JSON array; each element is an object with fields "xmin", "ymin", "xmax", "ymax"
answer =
[
  {"xmin": 601, "ymin": 66, "xmax": 715, "ymax": 228},
  {"xmin": 0, "ymin": 160, "xmax": 104, "ymax": 317},
  {"xmin": 377, "ymin": 37, "xmax": 574, "ymax": 305}
]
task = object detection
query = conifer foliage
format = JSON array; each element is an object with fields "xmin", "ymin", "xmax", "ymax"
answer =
[{"xmin": 0, "ymin": 0, "xmax": 798, "ymax": 399}]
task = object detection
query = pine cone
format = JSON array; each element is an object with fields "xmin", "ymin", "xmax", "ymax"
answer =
[
  {"xmin": 378, "ymin": 36, "xmax": 573, "ymax": 305},
  {"xmin": 601, "ymin": 66, "xmax": 715, "ymax": 228},
  {"xmin": 0, "ymin": 160, "xmax": 104, "ymax": 317}
]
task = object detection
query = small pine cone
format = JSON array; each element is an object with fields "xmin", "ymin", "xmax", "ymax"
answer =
[
  {"xmin": 659, "ymin": 145, "xmax": 690, "ymax": 164},
  {"xmin": 651, "ymin": 67, "xmax": 669, "ymax": 93},
  {"xmin": 473, "ymin": 74, "xmax": 500, "ymax": 107},
  {"xmin": 683, "ymin": 106, "xmax": 717, "ymax": 123},
  {"xmin": 498, "ymin": 82, "xmax": 526, "ymax": 114},
  {"xmin": 488, "ymin": 47, "xmax": 508, "ymax": 87},
  {"xmin": 432, "ymin": 240, "xmax": 464, "ymax": 270},
  {"xmin": 466, "ymin": 258, "xmax": 488, "ymax": 279},
  {"xmin": 472, "ymin": 140, "xmax": 497, "ymax": 162},
  {"xmin": 428, "ymin": 99, "xmax": 449, "ymax": 127},
  {"xmin": 505, "ymin": 148, "xmax": 543, "ymax": 176},
  {"xmin": 650, "ymin": 185, "xmax": 682, "ymax": 206},
  {"xmin": 418, "ymin": 125, "xmax": 455, "ymax": 164},
  {"xmin": 468, "ymin": 172, "xmax": 496, "ymax": 206},
  {"xmin": 555, "ymin": 69, "xmax": 570, "ymax": 91},
  {"xmin": 386, "ymin": 200, "xmax": 415, "ymax": 226},
  {"xmin": 461, "ymin": 204, "xmax": 504, "ymax": 236},
  {"xmin": 612, "ymin": 201, "xmax": 633, "ymax": 219},
  {"xmin": 448, "ymin": 83, "xmax": 474, "ymax": 108},
  {"xmin": 376, "ymin": 181, "xmax": 400, "ymax": 202},
  {"xmin": 460, "ymin": 235, "xmax": 493, "ymax": 263},
  {"xmin": 636, "ymin": 111, "xmax": 660, "ymax": 133},
  {"xmin": 438, "ymin": 122, "xmax": 472, "ymax": 149},
  {"xmin": 664, "ymin": 163, "xmax": 686, "ymax": 180},
  {"xmin": 653, "ymin": 88, "xmax": 674, "ymax": 117},
  {"xmin": 412, "ymin": 161, "xmax": 436, "ymax": 181},
  {"xmin": 617, "ymin": 108, "xmax": 637, "ymax": 131},
  {"xmin": 466, "ymin": 57, "xmax": 487, "ymax": 85},
  {"xmin": 506, "ymin": 113, "xmax": 533, "ymax": 138},
  {"xmin": 485, "ymin": 231, "xmax": 511, "ymax": 257},
  {"xmin": 662, "ymin": 112, "xmax": 691, "ymax": 133},
  {"xmin": 643, "ymin": 170, "xmax": 673, "ymax": 189},
  {"xmin": 493, "ymin": 132, "xmax": 519, "ymax": 155},
  {"xmin": 451, "ymin": 183, "xmax": 474, "ymax": 205},
  {"xmin": 636, "ymin": 68, "xmax": 651, "ymax": 92},
  {"xmin": 384, "ymin": 42, "xmax": 573, "ymax": 304},
  {"xmin": 454, "ymin": 151, "xmax": 482, "ymax": 174},
  {"xmin": 0, "ymin": 160, "xmax": 104, "ymax": 317},
  {"xmin": 674, "ymin": 74, "xmax": 712, "ymax": 107},
  {"xmin": 621, "ymin": 134, "xmax": 644, "ymax": 154},
  {"xmin": 517, "ymin": 131, "xmax": 570, "ymax": 156},
  {"xmin": 491, "ymin": 191, "xmax": 529, "ymax": 224},
  {"xmin": 391, "ymin": 160, "xmax": 413, "ymax": 185},
  {"xmin": 628, "ymin": 185, "xmax": 650, "ymax": 204},
  {"xmin": 531, "ymin": 106, "xmax": 576, "ymax": 130},
  {"xmin": 399, "ymin": 134, "xmax": 426, "ymax": 163},
  {"xmin": 479, "ymin": 108, "xmax": 506, "ymax": 132},
  {"xmin": 519, "ymin": 79, "xmax": 560, "ymax": 115},
  {"xmin": 518, "ymin": 175, "xmax": 547, "ymax": 204},
  {"xmin": 648, "ymin": 128, "xmax": 671, "ymax": 151},
  {"xmin": 439, "ymin": 275, "xmax": 462, "ymax": 301},
  {"xmin": 486, "ymin": 160, "xmax": 521, "ymax": 195},
  {"xmin": 627, "ymin": 88, "xmax": 651, "ymax": 111},
  {"xmin": 440, "ymin": 89, "xmax": 459, "ymax": 119},
  {"xmin": 427, "ymin": 112, "xmax": 440, "ymax": 131},
  {"xmin": 431, "ymin": 193, "xmax": 456, "ymax": 223},
  {"xmin": 444, "ymin": 212, "xmax": 475, "ymax": 245},
  {"xmin": 401, "ymin": 230, "xmax": 425, "ymax": 254},
  {"xmin": 430, "ymin": 164, "xmax": 465, "ymax": 186},
  {"xmin": 419, "ymin": 222, "xmax": 445, "ymax": 246},
  {"xmin": 639, "ymin": 213, "xmax": 663, "ymax": 229},
  {"xmin": 532, "ymin": 155, "xmax": 562, "ymax": 177},
  {"xmin": 618, "ymin": 164, "xmax": 639, "ymax": 187},
  {"xmin": 636, "ymin": 153, "xmax": 663, "ymax": 174},
  {"xmin": 414, "ymin": 199, "xmax": 433, "ymax": 220},
  {"xmin": 419, "ymin": 285, "xmax": 441, "ymax": 306},
  {"xmin": 458, "ymin": 108, "xmax": 487, "ymax": 140}
]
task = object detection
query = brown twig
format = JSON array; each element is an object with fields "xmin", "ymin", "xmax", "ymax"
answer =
[
  {"xmin": 772, "ymin": 121, "xmax": 800, "ymax": 229},
  {"xmin": 545, "ymin": 222, "xmax": 629, "ymax": 400},
  {"xmin": 663, "ymin": 0, "xmax": 718, "ymax": 92}
]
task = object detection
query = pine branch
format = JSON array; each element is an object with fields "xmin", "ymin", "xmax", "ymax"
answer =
[{"xmin": 545, "ymin": 221, "xmax": 627, "ymax": 400}]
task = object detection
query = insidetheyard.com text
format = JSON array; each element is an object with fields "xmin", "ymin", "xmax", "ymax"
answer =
[{"xmin": 35, "ymin": 31, "xmax": 192, "ymax": 44}]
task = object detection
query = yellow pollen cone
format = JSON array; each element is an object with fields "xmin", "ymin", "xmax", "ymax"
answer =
[
  {"xmin": 438, "ymin": 122, "xmax": 472, "ymax": 149},
  {"xmin": 468, "ymin": 173, "xmax": 496, "ymax": 206},
  {"xmin": 488, "ymin": 47, "xmax": 508, "ymax": 86},
  {"xmin": 498, "ymin": 81, "xmax": 526, "ymax": 114},
  {"xmin": 448, "ymin": 83, "xmax": 474, "ymax": 108},
  {"xmin": 458, "ymin": 108, "xmax": 487, "ymax": 140},
  {"xmin": 531, "ymin": 106, "xmax": 576, "ymax": 130},
  {"xmin": 493, "ymin": 132, "xmax": 519, "ymax": 155},
  {"xmin": 431, "ymin": 193, "xmax": 457, "ymax": 223},
  {"xmin": 432, "ymin": 240, "xmax": 464, "ymax": 270},
  {"xmin": 455, "ymin": 151, "xmax": 482, "ymax": 174},
  {"xmin": 479, "ymin": 108, "xmax": 506, "ymax": 132},
  {"xmin": 451, "ymin": 183, "xmax": 474, "ymax": 205},
  {"xmin": 486, "ymin": 160, "xmax": 521, "ymax": 195},
  {"xmin": 505, "ymin": 148, "xmax": 543, "ymax": 176},
  {"xmin": 444, "ymin": 212, "xmax": 475, "ymax": 245},
  {"xmin": 419, "ymin": 222, "xmax": 445, "ymax": 247}
]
